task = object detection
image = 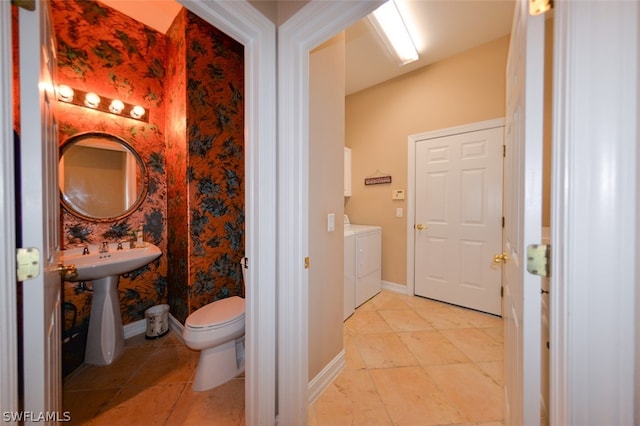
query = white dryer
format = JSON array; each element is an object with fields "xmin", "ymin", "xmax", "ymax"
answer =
[{"xmin": 344, "ymin": 215, "xmax": 382, "ymax": 316}]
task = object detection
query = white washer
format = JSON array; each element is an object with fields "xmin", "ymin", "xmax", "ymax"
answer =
[{"xmin": 344, "ymin": 215, "xmax": 382, "ymax": 316}]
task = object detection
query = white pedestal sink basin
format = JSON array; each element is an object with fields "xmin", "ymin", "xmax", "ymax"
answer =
[{"xmin": 61, "ymin": 242, "xmax": 162, "ymax": 365}]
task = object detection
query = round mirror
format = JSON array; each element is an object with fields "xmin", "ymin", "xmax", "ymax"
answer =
[{"xmin": 59, "ymin": 132, "xmax": 148, "ymax": 222}]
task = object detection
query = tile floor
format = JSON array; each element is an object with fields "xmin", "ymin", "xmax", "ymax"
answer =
[
  {"xmin": 308, "ymin": 290, "xmax": 504, "ymax": 426},
  {"xmin": 63, "ymin": 332, "xmax": 245, "ymax": 425},
  {"xmin": 63, "ymin": 290, "xmax": 503, "ymax": 425}
]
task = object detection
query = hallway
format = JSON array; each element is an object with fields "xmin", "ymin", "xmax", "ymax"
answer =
[{"xmin": 309, "ymin": 290, "xmax": 504, "ymax": 425}]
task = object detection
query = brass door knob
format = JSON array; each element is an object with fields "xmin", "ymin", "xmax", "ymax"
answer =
[
  {"xmin": 416, "ymin": 224, "xmax": 427, "ymax": 231},
  {"xmin": 57, "ymin": 262, "xmax": 78, "ymax": 280},
  {"xmin": 493, "ymin": 253, "xmax": 508, "ymax": 264}
]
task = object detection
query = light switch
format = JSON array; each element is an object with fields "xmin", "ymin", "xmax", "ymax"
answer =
[
  {"xmin": 396, "ymin": 208, "xmax": 403, "ymax": 218},
  {"xmin": 327, "ymin": 213, "xmax": 335, "ymax": 232}
]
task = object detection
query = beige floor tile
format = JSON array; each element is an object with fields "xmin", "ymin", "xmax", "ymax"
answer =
[
  {"xmin": 127, "ymin": 345, "xmax": 199, "ymax": 386},
  {"xmin": 398, "ymin": 330, "xmax": 471, "ymax": 366},
  {"xmin": 414, "ymin": 306, "xmax": 475, "ymax": 330},
  {"xmin": 370, "ymin": 366, "xmax": 464, "ymax": 425},
  {"xmin": 440, "ymin": 328, "xmax": 503, "ymax": 362},
  {"xmin": 63, "ymin": 388, "xmax": 120, "ymax": 424},
  {"xmin": 358, "ymin": 290, "xmax": 412, "ymax": 311},
  {"xmin": 165, "ymin": 378, "xmax": 245, "ymax": 426},
  {"xmin": 344, "ymin": 309, "xmax": 393, "ymax": 334},
  {"xmin": 458, "ymin": 309, "xmax": 503, "ymax": 329},
  {"xmin": 426, "ymin": 363, "xmax": 503, "ymax": 423},
  {"xmin": 402, "ymin": 295, "xmax": 453, "ymax": 311},
  {"xmin": 378, "ymin": 309, "xmax": 434, "ymax": 332},
  {"xmin": 309, "ymin": 369, "xmax": 392, "ymax": 426},
  {"xmin": 344, "ymin": 332, "xmax": 367, "ymax": 370},
  {"xmin": 64, "ymin": 346, "xmax": 150, "ymax": 391},
  {"xmin": 354, "ymin": 332, "xmax": 419, "ymax": 369},
  {"xmin": 480, "ymin": 326, "xmax": 504, "ymax": 344},
  {"xmin": 88, "ymin": 383, "xmax": 186, "ymax": 425},
  {"xmin": 476, "ymin": 361, "xmax": 504, "ymax": 386}
]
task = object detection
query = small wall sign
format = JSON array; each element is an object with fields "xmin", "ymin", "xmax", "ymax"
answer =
[{"xmin": 364, "ymin": 176, "xmax": 392, "ymax": 185}]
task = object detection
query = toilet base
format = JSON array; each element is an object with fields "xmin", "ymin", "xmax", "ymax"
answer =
[{"xmin": 192, "ymin": 336, "xmax": 245, "ymax": 391}]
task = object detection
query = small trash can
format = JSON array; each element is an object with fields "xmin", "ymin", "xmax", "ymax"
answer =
[{"xmin": 145, "ymin": 304, "xmax": 170, "ymax": 339}]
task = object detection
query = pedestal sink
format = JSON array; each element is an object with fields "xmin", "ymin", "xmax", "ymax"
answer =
[{"xmin": 61, "ymin": 242, "xmax": 162, "ymax": 365}]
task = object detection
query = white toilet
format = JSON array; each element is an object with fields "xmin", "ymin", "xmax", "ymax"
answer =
[{"xmin": 183, "ymin": 264, "xmax": 246, "ymax": 391}]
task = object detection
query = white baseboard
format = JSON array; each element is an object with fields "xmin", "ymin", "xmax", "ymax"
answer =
[
  {"xmin": 307, "ymin": 349, "xmax": 345, "ymax": 405},
  {"xmin": 123, "ymin": 313, "xmax": 183, "ymax": 342},
  {"xmin": 169, "ymin": 313, "xmax": 185, "ymax": 344},
  {"xmin": 382, "ymin": 280, "xmax": 410, "ymax": 295},
  {"xmin": 123, "ymin": 318, "xmax": 146, "ymax": 339}
]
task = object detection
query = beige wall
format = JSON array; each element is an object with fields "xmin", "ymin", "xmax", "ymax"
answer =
[
  {"xmin": 345, "ymin": 35, "xmax": 510, "ymax": 287},
  {"xmin": 308, "ymin": 34, "xmax": 346, "ymax": 380}
]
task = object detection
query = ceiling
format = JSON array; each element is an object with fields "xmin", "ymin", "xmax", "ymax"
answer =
[{"xmin": 100, "ymin": 0, "xmax": 515, "ymax": 95}]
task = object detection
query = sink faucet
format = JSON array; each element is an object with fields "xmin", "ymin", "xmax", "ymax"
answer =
[
  {"xmin": 81, "ymin": 244, "xmax": 90, "ymax": 255},
  {"xmin": 99, "ymin": 241, "xmax": 109, "ymax": 253}
]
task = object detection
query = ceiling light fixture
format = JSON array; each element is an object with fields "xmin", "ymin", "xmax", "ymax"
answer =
[{"xmin": 369, "ymin": 0, "xmax": 419, "ymax": 66}]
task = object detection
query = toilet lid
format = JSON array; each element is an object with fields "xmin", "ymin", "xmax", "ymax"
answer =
[{"xmin": 186, "ymin": 296, "xmax": 245, "ymax": 329}]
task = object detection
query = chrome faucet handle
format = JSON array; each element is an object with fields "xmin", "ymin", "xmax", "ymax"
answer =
[
  {"xmin": 99, "ymin": 241, "xmax": 109, "ymax": 253},
  {"xmin": 117, "ymin": 241, "xmax": 124, "ymax": 250},
  {"xmin": 82, "ymin": 245, "xmax": 90, "ymax": 255}
]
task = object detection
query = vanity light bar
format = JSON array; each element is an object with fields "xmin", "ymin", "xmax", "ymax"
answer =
[{"xmin": 56, "ymin": 85, "xmax": 148, "ymax": 123}]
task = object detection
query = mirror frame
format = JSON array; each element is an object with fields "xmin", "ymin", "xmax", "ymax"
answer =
[{"xmin": 59, "ymin": 131, "xmax": 148, "ymax": 222}]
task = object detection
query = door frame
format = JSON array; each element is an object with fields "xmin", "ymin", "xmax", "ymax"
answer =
[
  {"xmin": 276, "ymin": 2, "xmax": 382, "ymax": 423},
  {"xmin": 406, "ymin": 118, "xmax": 505, "ymax": 299},
  {"xmin": 176, "ymin": 2, "xmax": 277, "ymax": 423},
  {"xmin": 0, "ymin": 0, "xmax": 18, "ymax": 418},
  {"xmin": 550, "ymin": 1, "xmax": 639, "ymax": 423}
]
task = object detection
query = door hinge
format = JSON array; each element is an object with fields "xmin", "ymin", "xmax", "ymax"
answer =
[
  {"xmin": 526, "ymin": 244, "xmax": 550, "ymax": 277},
  {"xmin": 243, "ymin": 257, "xmax": 248, "ymax": 269},
  {"xmin": 304, "ymin": 257, "xmax": 310, "ymax": 269},
  {"xmin": 16, "ymin": 247, "xmax": 40, "ymax": 281}
]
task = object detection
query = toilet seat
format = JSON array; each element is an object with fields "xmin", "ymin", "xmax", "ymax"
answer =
[{"xmin": 186, "ymin": 296, "xmax": 245, "ymax": 330}]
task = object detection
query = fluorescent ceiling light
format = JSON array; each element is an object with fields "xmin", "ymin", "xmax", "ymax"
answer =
[{"xmin": 369, "ymin": 0, "xmax": 419, "ymax": 66}]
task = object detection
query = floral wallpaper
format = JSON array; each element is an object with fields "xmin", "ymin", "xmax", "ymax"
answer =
[
  {"xmin": 46, "ymin": 0, "xmax": 245, "ymax": 371},
  {"xmin": 166, "ymin": 10, "xmax": 245, "ymax": 322}
]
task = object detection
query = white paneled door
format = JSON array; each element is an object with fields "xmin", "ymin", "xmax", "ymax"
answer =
[
  {"xmin": 414, "ymin": 123, "xmax": 504, "ymax": 316},
  {"xmin": 19, "ymin": 1, "xmax": 63, "ymax": 421},
  {"xmin": 502, "ymin": 0, "xmax": 545, "ymax": 424}
]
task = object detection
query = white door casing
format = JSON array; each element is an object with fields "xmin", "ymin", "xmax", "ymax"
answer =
[
  {"xmin": 277, "ymin": 1, "xmax": 382, "ymax": 423},
  {"xmin": 0, "ymin": 1, "xmax": 19, "ymax": 420},
  {"xmin": 502, "ymin": 0, "xmax": 544, "ymax": 424},
  {"xmin": 551, "ymin": 1, "xmax": 639, "ymax": 424},
  {"xmin": 177, "ymin": 1, "xmax": 277, "ymax": 423},
  {"xmin": 19, "ymin": 1, "xmax": 63, "ymax": 420},
  {"xmin": 412, "ymin": 121, "xmax": 504, "ymax": 316}
]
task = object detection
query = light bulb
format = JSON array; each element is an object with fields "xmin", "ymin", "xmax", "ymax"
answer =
[
  {"xmin": 109, "ymin": 99, "xmax": 125, "ymax": 114},
  {"xmin": 84, "ymin": 92, "xmax": 101, "ymax": 108},
  {"xmin": 130, "ymin": 105, "xmax": 145, "ymax": 119},
  {"xmin": 57, "ymin": 85, "xmax": 74, "ymax": 102}
]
